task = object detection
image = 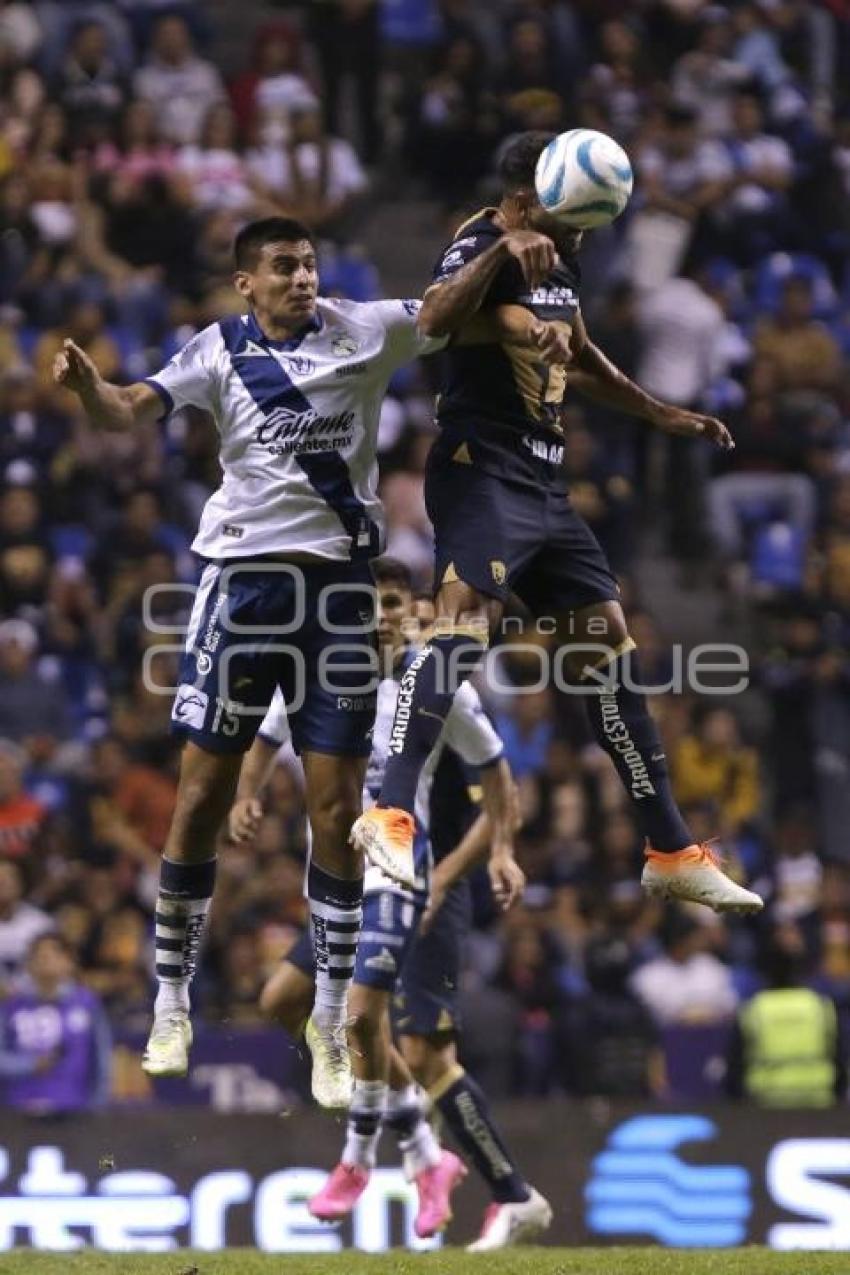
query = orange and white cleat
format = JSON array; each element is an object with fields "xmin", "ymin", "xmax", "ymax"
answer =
[
  {"xmin": 642, "ymin": 843, "xmax": 763, "ymax": 915},
  {"xmin": 350, "ymin": 807, "xmax": 416, "ymax": 889}
]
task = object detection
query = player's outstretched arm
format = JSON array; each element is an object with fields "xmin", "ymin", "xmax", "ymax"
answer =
[
  {"xmin": 569, "ymin": 313, "xmax": 735, "ymax": 451},
  {"xmin": 419, "ymin": 231, "xmax": 555, "ymax": 338},
  {"xmin": 53, "ymin": 339, "xmax": 163, "ymax": 431}
]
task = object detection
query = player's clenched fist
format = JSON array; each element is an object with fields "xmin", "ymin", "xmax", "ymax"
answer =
[
  {"xmin": 53, "ymin": 338, "xmax": 99, "ymax": 394},
  {"xmin": 229, "ymin": 797, "xmax": 263, "ymax": 845},
  {"xmin": 500, "ymin": 229, "xmax": 556, "ymax": 289},
  {"xmin": 531, "ymin": 319, "xmax": 572, "ymax": 366}
]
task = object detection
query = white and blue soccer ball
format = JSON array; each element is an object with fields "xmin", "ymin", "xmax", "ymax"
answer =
[{"xmin": 534, "ymin": 129, "xmax": 634, "ymax": 229}]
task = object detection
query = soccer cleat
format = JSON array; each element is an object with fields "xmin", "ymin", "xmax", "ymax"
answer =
[
  {"xmin": 642, "ymin": 843, "xmax": 764, "ymax": 915},
  {"xmin": 308, "ymin": 1162, "xmax": 370, "ymax": 1220},
  {"xmin": 414, "ymin": 1149, "xmax": 468, "ymax": 1238},
  {"xmin": 305, "ymin": 1016, "xmax": 353, "ymax": 1110},
  {"xmin": 350, "ymin": 807, "xmax": 416, "ymax": 889},
  {"xmin": 466, "ymin": 1186, "xmax": 553, "ymax": 1251},
  {"xmin": 142, "ymin": 1012, "xmax": 192, "ymax": 1078}
]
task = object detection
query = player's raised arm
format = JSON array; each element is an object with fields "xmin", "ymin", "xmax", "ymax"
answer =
[
  {"xmin": 418, "ymin": 230, "xmax": 556, "ymax": 339},
  {"xmin": 569, "ymin": 311, "xmax": 735, "ymax": 451},
  {"xmin": 52, "ymin": 339, "xmax": 163, "ymax": 431}
]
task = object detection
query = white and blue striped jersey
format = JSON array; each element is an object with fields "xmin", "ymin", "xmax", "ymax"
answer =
[
  {"xmin": 258, "ymin": 660, "xmax": 503, "ymax": 903},
  {"xmin": 145, "ymin": 298, "xmax": 445, "ymax": 562}
]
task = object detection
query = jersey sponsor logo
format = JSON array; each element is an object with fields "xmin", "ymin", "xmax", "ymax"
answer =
[
  {"xmin": 330, "ymin": 332, "xmax": 360, "ymax": 357},
  {"xmin": 522, "ymin": 435, "xmax": 564, "ymax": 465},
  {"xmin": 597, "ymin": 691, "xmax": 657, "ymax": 800},
  {"xmin": 439, "ymin": 249, "xmax": 465, "ymax": 272},
  {"xmin": 336, "ymin": 694, "xmax": 373, "ymax": 711},
  {"xmin": 335, "ymin": 360, "xmax": 368, "ymax": 378},
  {"xmin": 222, "ymin": 524, "xmax": 244, "ymax": 539},
  {"xmin": 255, "ymin": 406, "xmax": 355, "ymax": 455},
  {"xmin": 388, "ymin": 646, "xmax": 431, "ymax": 755},
  {"xmin": 172, "ymin": 684, "xmax": 209, "ymax": 729},
  {"xmin": 282, "ymin": 355, "xmax": 316, "ymax": 377},
  {"xmin": 519, "ymin": 285, "xmax": 578, "ymax": 309},
  {"xmin": 365, "ymin": 946, "xmax": 397, "ymax": 974}
]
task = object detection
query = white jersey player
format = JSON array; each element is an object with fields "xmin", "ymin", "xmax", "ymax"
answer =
[{"xmin": 52, "ymin": 216, "xmax": 446, "ymax": 1098}]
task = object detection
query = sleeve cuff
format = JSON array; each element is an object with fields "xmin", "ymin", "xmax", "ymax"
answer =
[{"xmin": 143, "ymin": 378, "xmax": 174, "ymax": 420}]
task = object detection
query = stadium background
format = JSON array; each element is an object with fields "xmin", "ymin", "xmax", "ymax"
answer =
[{"xmin": 0, "ymin": 0, "xmax": 848, "ymax": 1254}]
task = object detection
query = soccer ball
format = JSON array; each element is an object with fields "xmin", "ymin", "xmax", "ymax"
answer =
[{"xmin": 534, "ymin": 129, "xmax": 634, "ymax": 229}]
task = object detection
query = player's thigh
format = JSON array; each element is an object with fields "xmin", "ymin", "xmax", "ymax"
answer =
[
  {"xmin": 424, "ymin": 456, "xmax": 541, "ymax": 607},
  {"xmin": 394, "ymin": 886, "xmax": 465, "ymax": 1043},
  {"xmin": 172, "ymin": 560, "xmax": 303, "ymax": 756},
  {"xmin": 290, "ymin": 559, "xmax": 378, "ymax": 760},
  {"xmin": 514, "ymin": 493, "xmax": 620, "ymax": 624}
]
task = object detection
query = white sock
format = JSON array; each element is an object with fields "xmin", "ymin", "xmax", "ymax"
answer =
[
  {"xmin": 154, "ymin": 979, "xmax": 190, "ymax": 1016},
  {"xmin": 343, "ymin": 1079, "xmax": 386, "ymax": 1170},
  {"xmin": 386, "ymin": 1084, "xmax": 442, "ymax": 1176}
]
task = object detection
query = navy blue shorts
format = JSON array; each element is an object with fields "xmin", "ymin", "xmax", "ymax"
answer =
[
  {"xmin": 171, "ymin": 558, "xmax": 377, "ymax": 756},
  {"xmin": 394, "ymin": 880, "xmax": 471, "ymax": 1039},
  {"xmin": 284, "ymin": 890, "xmax": 425, "ymax": 994},
  {"xmin": 424, "ymin": 455, "xmax": 619, "ymax": 614}
]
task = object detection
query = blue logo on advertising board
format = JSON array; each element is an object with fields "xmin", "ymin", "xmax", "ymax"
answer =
[{"xmin": 586, "ymin": 1115, "xmax": 752, "ymax": 1247}]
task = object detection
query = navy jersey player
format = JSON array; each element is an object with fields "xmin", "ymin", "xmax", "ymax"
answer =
[
  {"xmin": 231, "ymin": 560, "xmax": 549, "ymax": 1246},
  {"xmin": 52, "ymin": 217, "xmax": 448, "ymax": 1094},
  {"xmin": 353, "ymin": 132, "xmax": 763, "ymax": 919}
]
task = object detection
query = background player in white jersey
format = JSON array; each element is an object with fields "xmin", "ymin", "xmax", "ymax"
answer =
[
  {"xmin": 52, "ymin": 217, "xmax": 447, "ymax": 1098},
  {"xmin": 231, "ymin": 559, "xmax": 549, "ymax": 1247}
]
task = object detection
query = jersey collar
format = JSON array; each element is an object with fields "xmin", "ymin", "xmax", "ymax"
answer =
[{"xmin": 245, "ymin": 309, "xmax": 323, "ymax": 351}]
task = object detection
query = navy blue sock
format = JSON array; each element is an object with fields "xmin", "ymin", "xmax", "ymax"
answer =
[
  {"xmin": 434, "ymin": 1068, "xmax": 529, "ymax": 1204},
  {"xmin": 582, "ymin": 649, "xmax": 692, "ymax": 851},
  {"xmin": 380, "ymin": 631, "xmax": 487, "ymax": 813}
]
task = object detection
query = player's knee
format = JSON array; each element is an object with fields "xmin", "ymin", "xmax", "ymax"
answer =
[
  {"xmin": 348, "ymin": 987, "xmax": 387, "ymax": 1048},
  {"xmin": 309, "ymin": 789, "xmax": 361, "ymax": 849}
]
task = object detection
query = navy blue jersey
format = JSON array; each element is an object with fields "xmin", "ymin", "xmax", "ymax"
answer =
[{"xmin": 431, "ymin": 208, "xmax": 581, "ymax": 489}]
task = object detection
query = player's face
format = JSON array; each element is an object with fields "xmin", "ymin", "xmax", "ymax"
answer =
[
  {"xmin": 238, "ymin": 239, "xmax": 318, "ymax": 327},
  {"xmin": 528, "ymin": 205, "xmax": 584, "ymax": 258},
  {"xmin": 377, "ymin": 583, "xmax": 412, "ymax": 656}
]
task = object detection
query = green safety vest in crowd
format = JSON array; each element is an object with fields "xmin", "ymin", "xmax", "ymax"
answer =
[{"xmin": 741, "ymin": 987, "xmax": 837, "ymax": 1108}]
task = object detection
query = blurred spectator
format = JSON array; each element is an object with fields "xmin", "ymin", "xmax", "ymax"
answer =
[
  {"xmin": 726, "ymin": 924, "xmax": 846, "ymax": 1105},
  {"xmin": 637, "ymin": 265, "xmax": 726, "ymax": 564},
  {"xmin": 0, "ymin": 739, "xmax": 48, "ymax": 861},
  {"xmin": 0, "ymin": 2, "xmax": 42, "ymax": 64},
  {"xmin": 714, "ymin": 89, "xmax": 794, "ymax": 264},
  {"xmin": 91, "ymin": 98, "xmax": 177, "ymax": 185},
  {"xmin": 754, "ymin": 276, "xmax": 842, "ymax": 393},
  {"xmin": 0, "ymin": 618, "xmax": 72, "ymax": 747},
  {"xmin": 563, "ymin": 410, "xmax": 636, "ymax": 572},
  {"xmin": 307, "ymin": 0, "xmax": 382, "ymax": 164},
  {"xmin": 638, "ymin": 103, "xmax": 730, "ymax": 227},
  {"xmin": 671, "ymin": 8, "xmax": 749, "ymax": 136},
  {"xmin": 672, "ymin": 705, "xmax": 761, "ymax": 836},
  {"xmin": 0, "ymin": 932, "xmax": 111, "ymax": 1113},
  {"xmin": 247, "ymin": 97, "xmax": 369, "ymax": 242},
  {"xmin": 0, "ymin": 483, "xmax": 53, "ymax": 623},
  {"xmin": 85, "ymin": 734, "xmax": 175, "ymax": 866},
  {"xmin": 133, "ymin": 12, "xmax": 225, "ymax": 145},
  {"xmin": 177, "ymin": 102, "xmax": 259, "ymax": 214},
  {"xmin": 708, "ymin": 355, "xmax": 817, "ymax": 565},
  {"xmin": 631, "ymin": 908, "xmax": 738, "ymax": 1026},
  {"xmin": 53, "ymin": 18, "xmax": 128, "ymax": 145},
  {"xmin": 229, "ymin": 20, "xmax": 312, "ymax": 144},
  {"xmin": 0, "ymin": 861, "xmax": 53, "ymax": 987},
  {"xmin": 558, "ymin": 930, "xmax": 664, "ymax": 1097}
]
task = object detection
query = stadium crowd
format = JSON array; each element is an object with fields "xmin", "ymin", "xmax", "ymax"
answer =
[{"xmin": 0, "ymin": 0, "xmax": 848, "ymax": 1106}]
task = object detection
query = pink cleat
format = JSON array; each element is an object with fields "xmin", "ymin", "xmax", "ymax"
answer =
[
  {"xmin": 414, "ymin": 1150, "xmax": 468, "ymax": 1238},
  {"xmin": 308, "ymin": 1162, "xmax": 370, "ymax": 1221}
]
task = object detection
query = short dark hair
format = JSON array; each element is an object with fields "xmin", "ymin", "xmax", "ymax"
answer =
[
  {"xmin": 498, "ymin": 131, "xmax": 556, "ymax": 194},
  {"xmin": 233, "ymin": 217, "xmax": 316, "ymax": 271},
  {"xmin": 372, "ymin": 557, "xmax": 412, "ymax": 591}
]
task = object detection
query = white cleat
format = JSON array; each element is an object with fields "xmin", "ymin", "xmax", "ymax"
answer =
[
  {"xmin": 466, "ymin": 1186, "xmax": 553, "ymax": 1251},
  {"xmin": 642, "ymin": 844, "xmax": 763, "ymax": 915},
  {"xmin": 142, "ymin": 1012, "xmax": 192, "ymax": 1078},
  {"xmin": 349, "ymin": 806, "xmax": 417, "ymax": 889},
  {"xmin": 305, "ymin": 1016, "xmax": 353, "ymax": 1110}
]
